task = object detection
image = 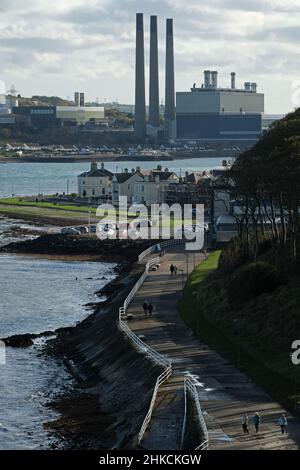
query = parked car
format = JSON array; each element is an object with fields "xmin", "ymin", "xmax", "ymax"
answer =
[
  {"xmin": 61, "ymin": 227, "xmax": 81, "ymax": 235},
  {"xmin": 77, "ymin": 226, "xmax": 89, "ymax": 233}
]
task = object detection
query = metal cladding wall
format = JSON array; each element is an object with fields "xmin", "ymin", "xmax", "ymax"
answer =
[
  {"xmin": 176, "ymin": 113, "xmax": 262, "ymax": 140},
  {"xmin": 13, "ymin": 106, "xmax": 57, "ymax": 128}
]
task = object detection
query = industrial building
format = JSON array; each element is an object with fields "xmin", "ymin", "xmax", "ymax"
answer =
[
  {"xmin": 11, "ymin": 105, "xmax": 105, "ymax": 128},
  {"xmin": 56, "ymin": 106, "xmax": 104, "ymax": 126},
  {"xmin": 13, "ymin": 106, "xmax": 57, "ymax": 128},
  {"xmin": 176, "ymin": 71, "xmax": 264, "ymax": 143}
]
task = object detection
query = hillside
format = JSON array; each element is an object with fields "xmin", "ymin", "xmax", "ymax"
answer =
[{"xmin": 181, "ymin": 245, "xmax": 300, "ymax": 412}]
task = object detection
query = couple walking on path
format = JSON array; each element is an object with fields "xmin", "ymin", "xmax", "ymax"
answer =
[
  {"xmin": 242, "ymin": 412, "xmax": 288, "ymax": 435},
  {"xmin": 143, "ymin": 301, "xmax": 154, "ymax": 316}
]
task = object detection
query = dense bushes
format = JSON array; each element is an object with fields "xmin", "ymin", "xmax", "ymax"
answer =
[{"xmin": 229, "ymin": 261, "xmax": 285, "ymax": 304}]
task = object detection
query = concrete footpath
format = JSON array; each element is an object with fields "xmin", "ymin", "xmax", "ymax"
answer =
[{"xmin": 125, "ymin": 247, "xmax": 300, "ymax": 450}]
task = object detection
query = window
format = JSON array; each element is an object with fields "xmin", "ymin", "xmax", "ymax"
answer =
[
  {"xmin": 83, "ymin": 180, "xmax": 85, "ymax": 185},
  {"xmin": 92, "ymin": 189, "xmax": 95, "ymax": 195},
  {"xmin": 102, "ymin": 188, "xmax": 105, "ymax": 195}
]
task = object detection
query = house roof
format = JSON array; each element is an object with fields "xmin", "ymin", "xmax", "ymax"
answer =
[
  {"xmin": 114, "ymin": 171, "xmax": 143, "ymax": 183},
  {"xmin": 150, "ymin": 171, "xmax": 178, "ymax": 181},
  {"xmin": 78, "ymin": 168, "xmax": 113, "ymax": 178}
]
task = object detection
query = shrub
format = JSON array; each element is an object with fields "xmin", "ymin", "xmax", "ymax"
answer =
[{"xmin": 229, "ymin": 261, "xmax": 285, "ymax": 304}]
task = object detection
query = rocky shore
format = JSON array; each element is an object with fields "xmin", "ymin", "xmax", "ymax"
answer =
[
  {"xmin": 1, "ymin": 232, "xmax": 161, "ymax": 449},
  {"xmin": 0, "ymin": 233, "xmax": 155, "ymax": 262}
]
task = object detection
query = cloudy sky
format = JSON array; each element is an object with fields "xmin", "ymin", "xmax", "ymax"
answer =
[{"xmin": 0, "ymin": 0, "xmax": 299, "ymax": 113}]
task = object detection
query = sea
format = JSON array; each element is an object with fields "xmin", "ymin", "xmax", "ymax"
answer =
[
  {"xmin": 0, "ymin": 158, "xmax": 225, "ymax": 197},
  {"xmin": 0, "ymin": 157, "xmax": 224, "ymax": 449},
  {"xmin": 0, "ymin": 251, "xmax": 116, "ymax": 449}
]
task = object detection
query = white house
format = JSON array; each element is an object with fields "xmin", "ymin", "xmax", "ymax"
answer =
[
  {"xmin": 112, "ymin": 170, "xmax": 144, "ymax": 205},
  {"xmin": 78, "ymin": 162, "xmax": 113, "ymax": 201},
  {"xmin": 134, "ymin": 168, "xmax": 179, "ymax": 205}
]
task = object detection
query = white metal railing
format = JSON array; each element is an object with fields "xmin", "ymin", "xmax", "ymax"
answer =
[
  {"xmin": 138, "ymin": 239, "xmax": 185, "ymax": 263},
  {"xmin": 117, "ymin": 252, "xmax": 172, "ymax": 444},
  {"xmin": 182, "ymin": 376, "xmax": 209, "ymax": 450},
  {"xmin": 138, "ymin": 364, "xmax": 172, "ymax": 444},
  {"xmin": 118, "ymin": 239, "xmax": 198, "ymax": 446}
]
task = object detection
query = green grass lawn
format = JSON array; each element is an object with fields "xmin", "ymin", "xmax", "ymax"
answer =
[
  {"xmin": 0, "ymin": 198, "xmax": 97, "ymax": 214},
  {"xmin": 180, "ymin": 251, "xmax": 300, "ymax": 412}
]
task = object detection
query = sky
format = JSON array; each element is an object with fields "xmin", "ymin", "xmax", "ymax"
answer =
[{"xmin": 0, "ymin": 0, "xmax": 300, "ymax": 114}]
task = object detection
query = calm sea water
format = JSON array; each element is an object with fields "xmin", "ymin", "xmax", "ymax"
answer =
[
  {"xmin": 0, "ymin": 158, "xmax": 224, "ymax": 197},
  {"xmin": 0, "ymin": 254, "xmax": 116, "ymax": 449}
]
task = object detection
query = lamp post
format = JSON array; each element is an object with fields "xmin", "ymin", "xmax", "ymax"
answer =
[
  {"xmin": 88, "ymin": 207, "xmax": 91, "ymax": 233},
  {"xmin": 234, "ymin": 318, "xmax": 241, "ymax": 367},
  {"xmin": 183, "ymin": 253, "xmax": 189, "ymax": 279},
  {"xmin": 179, "ymin": 269, "xmax": 184, "ymax": 290}
]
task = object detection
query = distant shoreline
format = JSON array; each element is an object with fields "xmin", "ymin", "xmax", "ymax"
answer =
[{"xmin": 0, "ymin": 150, "xmax": 235, "ymax": 164}]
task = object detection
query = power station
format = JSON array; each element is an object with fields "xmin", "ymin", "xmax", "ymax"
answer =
[
  {"xmin": 176, "ymin": 70, "xmax": 264, "ymax": 144},
  {"xmin": 134, "ymin": 13, "xmax": 265, "ymax": 147},
  {"xmin": 135, "ymin": 13, "xmax": 175, "ymax": 141}
]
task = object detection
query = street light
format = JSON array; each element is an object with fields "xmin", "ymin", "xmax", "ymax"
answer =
[
  {"xmin": 179, "ymin": 269, "xmax": 184, "ymax": 290},
  {"xmin": 233, "ymin": 318, "xmax": 241, "ymax": 367},
  {"xmin": 183, "ymin": 253, "xmax": 189, "ymax": 279},
  {"xmin": 88, "ymin": 207, "xmax": 91, "ymax": 233}
]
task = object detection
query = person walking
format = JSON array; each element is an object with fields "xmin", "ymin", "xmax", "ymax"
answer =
[
  {"xmin": 242, "ymin": 413, "xmax": 250, "ymax": 434},
  {"xmin": 174, "ymin": 265, "xmax": 178, "ymax": 275},
  {"xmin": 143, "ymin": 301, "xmax": 149, "ymax": 316},
  {"xmin": 253, "ymin": 412, "xmax": 261, "ymax": 433},
  {"xmin": 148, "ymin": 303, "xmax": 154, "ymax": 316},
  {"xmin": 277, "ymin": 414, "xmax": 288, "ymax": 434},
  {"xmin": 170, "ymin": 264, "xmax": 175, "ymax": 276}
]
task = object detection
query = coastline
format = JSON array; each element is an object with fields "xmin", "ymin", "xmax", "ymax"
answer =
[{"xmin": 0, "ymin": 232, "xmax": 160, "ymax": 449}]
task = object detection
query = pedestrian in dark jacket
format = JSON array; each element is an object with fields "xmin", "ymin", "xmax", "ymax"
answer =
[
  {"xmin": 148, "ymin": 303, "xmax": 154, "ymax": 316},
  {"xmin": 143, "ymin": 301, "xmax": 148, "ymax": 316},
  {"xmin": 253, "ymin": 412, "xmax": 261, "ymax": 433},
  {"xmin": 170, "ymin": 264, "xmax": 175, "ymax": 276}
]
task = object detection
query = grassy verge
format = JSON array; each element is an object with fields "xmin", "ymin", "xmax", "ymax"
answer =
[
  {"xmin": 180, "ymin": 252, "xmax": 300, "ymax": 412},
  {"xmin": 0, "ymin": 198, "xmax": 97, "ymax": 213}
]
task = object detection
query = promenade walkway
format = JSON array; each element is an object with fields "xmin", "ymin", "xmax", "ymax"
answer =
[{"xmin": 125, "ymin": 247, "xmax": 300, "ymax": 450}]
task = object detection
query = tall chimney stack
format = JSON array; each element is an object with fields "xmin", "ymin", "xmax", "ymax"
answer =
[
  {"xmin": 149, "ymin": 16, "xmax": 160, "ymax": 128},
  {"xmin": 211, "ymin": 71, "xmax": 218, "ymax": 89},
  {"xmin": 74, "ymin": 92, "xmax": 79, "ymax": 106},
  {"xmin": 165, "ymin": 19, "xmax": 175, "ymax": 138},
  {"xmin": 204, "ymin": 70, "xmax": 211, "ymax": 89},
  {"xmin": 80, "ymin": 92, "xmax": 85, "ymax": 107},
  {"xmin": 135, "ymin": 13, "xmax": 146, "ymax": 140},
  {"xmin": 231, "ymin": 72, "xmax": 236, "ymax": 90}
]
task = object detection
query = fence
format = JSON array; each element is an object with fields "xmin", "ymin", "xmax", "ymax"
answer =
[
  {"xmin": 182, "ymin": 376, "xmax": 209, "ymax": 450},
  {"xmin": 138, "ymin": 238, "xmax": 185, "ymax": 263},
  {"xmin": 118, "ymin": 252, "xmax": 172, "ymax": 444},
  {"xmin": 118, "ymin": 240, "xmax": 207, "ymax": 447}
]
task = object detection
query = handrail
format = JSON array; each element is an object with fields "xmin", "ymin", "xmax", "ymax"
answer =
[
  {"xmin": 138, "ymin": 239, "xmax": 185, "ymax": 263},
  {"xmin": 118, "ymin": 239, "xmax": 206, "ymax": 447},
  {"xmin": 117, "ymin": 251, "xmax": 172, "ymax": 444},
  {"xmin": 183, "ymin": 376, "xmax": 209, "ymax": 450}
]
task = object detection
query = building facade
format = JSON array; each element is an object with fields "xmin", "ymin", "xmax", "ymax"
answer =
[
  {"xmin": 78, "ymin": 162, "xmax": 113, "ymax": 200},
  {"xmin": 176, "ymin": 70, "xmax": 264, "ymax": 143},
  {"xmin": 134, "ymin": 168, "xmax": 179, "ymax": 205},
  {"xmin": 112, "ymin": 171, "xmax": 144, "ymax": 205}
]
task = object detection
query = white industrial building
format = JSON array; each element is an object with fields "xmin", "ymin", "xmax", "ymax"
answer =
[
  {"xmin": 57, "ymin": 106, "xmax": 105, "ymax": 126},
  {"xmin": 176, "ymin": 70, "xmax": 264, "ymax": 143}
]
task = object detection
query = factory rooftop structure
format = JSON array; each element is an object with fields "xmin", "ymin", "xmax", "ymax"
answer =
[{"xmin": 176, "ymin": 70, "xmax": 264, "ymax": 143}]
